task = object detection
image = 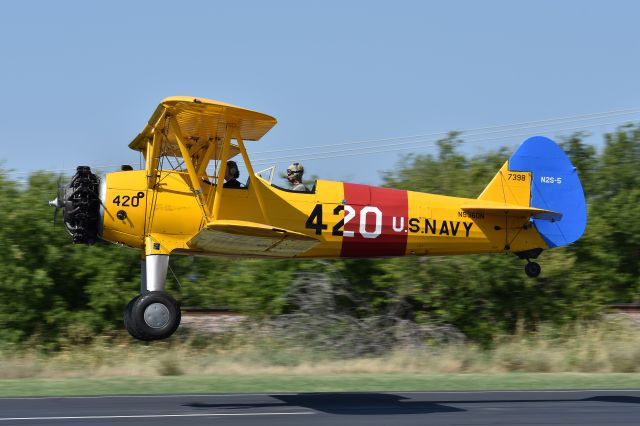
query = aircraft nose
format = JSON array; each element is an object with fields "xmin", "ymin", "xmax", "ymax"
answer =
[
  {"xmin": 49, "ymin": 197, "xmax": 63, "ymax": 208},
  {"xmin": 49, "ymin": 185, "xmax": 67, "ymax": 225}
]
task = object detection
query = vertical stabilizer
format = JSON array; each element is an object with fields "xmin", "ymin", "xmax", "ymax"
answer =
[
  {"xmin": 479, "ymin": 136, "xmax": 587, "ymax": 249},
  {"xmin": 478, "ymin": 160, "xmax": 532, "ymax": 207}
]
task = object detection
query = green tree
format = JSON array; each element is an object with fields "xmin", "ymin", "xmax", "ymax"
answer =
[{"xmin": 1, "ymin": 124, "xmax": 639, "ymax": 346}]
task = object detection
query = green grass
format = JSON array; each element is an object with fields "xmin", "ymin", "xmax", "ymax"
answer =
[
  {"xmin": 1, "ymin": 373, "xmax": 640, "ymax": 397},
  {"xmin": 3, "ymin": 318, "xmax": 640, "ymax": 397}
]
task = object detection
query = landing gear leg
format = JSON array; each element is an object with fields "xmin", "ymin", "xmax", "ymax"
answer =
[
  {"xmin": 524, "ymin": 260, "xmax": 541, "ymax": 278},
  {"xmin": 124, "ymin": 255, "xmax": 181, "ymax": 340}
]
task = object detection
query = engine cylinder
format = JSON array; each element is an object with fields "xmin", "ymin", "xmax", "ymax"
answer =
[{"xmin": 63, "ymin": 166, "xmax": 100, "ymax": 244}]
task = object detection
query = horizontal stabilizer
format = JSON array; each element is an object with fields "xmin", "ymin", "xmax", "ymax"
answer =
[
  {"xmin": 187, "ymin": 220, "xmax": 320, "ymax": 257},
  {"xmin": 461, "ymin": 201, "xmax": 563, "ymax": 222}
]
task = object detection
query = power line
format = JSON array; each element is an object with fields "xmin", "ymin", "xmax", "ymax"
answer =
[
  {"xmin": 250, "ymin": 118, "xmax": 636, "ymax": 166},
  {"xmin": 250, "ymin": 108, "xmax": 640, "ymax": 155},
  {"xmin": 3, "ymin": 108, "xmax": 639, "ymax": 178}
]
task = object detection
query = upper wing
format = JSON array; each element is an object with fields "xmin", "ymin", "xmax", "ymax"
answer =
[
  {"xmin": 461, "ymin": 201, "xmax": 562, "ymax": 222},
  {"xmin": 128, "ymin": 96, "xmax": 277, "ymax": 158},
  {"xmin": 187, "ymin": 220, "xmax": 320, "ymax": 257}
]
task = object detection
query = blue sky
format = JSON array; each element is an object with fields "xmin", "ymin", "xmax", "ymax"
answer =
[{"xmin": 1, "ymin": 1, "xmax": 639, "ymax": 185}]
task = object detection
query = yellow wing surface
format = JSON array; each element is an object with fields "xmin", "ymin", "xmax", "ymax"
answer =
[
  {"xmin": 129, "ymin": 96, "xmax": 277, "ymax": 155},
  {"xmin": 187, "ymin": 220, "xmax": 320, "ymax": 257},
  {"xmin": 128, "ymin": 96, "xmax": 277, "ymax": 178}
]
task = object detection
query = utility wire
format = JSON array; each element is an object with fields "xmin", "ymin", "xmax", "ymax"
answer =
[
  {"xmin": 250, "ymin": 118, "xmax": 636, "ymax": 166},
  {"xmin": 249, "ymin": 108, "xmax": 640, "ymax": 155},
  {"xmin": 249, "ymin": 111, "xmax": 639, "ymax": 161},
  {"xmin": 3, "ymin": 108, "xmax": 639, "ymax": 179}
]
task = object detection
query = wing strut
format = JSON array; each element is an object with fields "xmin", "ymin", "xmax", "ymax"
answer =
[
  {"xmin": 211, "ymin": 125, "xmax": 233, "ymax": 220},
  {"xmin": 146, "ymin": 128, "xmax": 163, "ymax": 189},
  {"xmin": 196, "ymin": 136, "xmax": 220, "ymax": 176},
  {"xmin": 169, "ymin": 117, "xmax": 210, "ymax": 221},
  {"xmin": 234, "ymin": 126, "xmax": 270, "ymax": 223}
]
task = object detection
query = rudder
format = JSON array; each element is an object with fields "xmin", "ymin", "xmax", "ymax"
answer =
[
  {"xmin": 507, "ymin": 136, "xmax": 586, "ymax": 248},
  {"xmin": 478, "ymin": 136, "xmax": 587, "ymax": 249}
]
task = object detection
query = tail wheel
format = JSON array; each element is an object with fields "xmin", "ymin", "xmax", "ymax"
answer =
[
  {"xmin": 525, "ymin": 261, "xmax": 541, "ymax": 278},
  {"xmin": 124, "ymin": 291, "xmax": 181, "ymax": 341}
]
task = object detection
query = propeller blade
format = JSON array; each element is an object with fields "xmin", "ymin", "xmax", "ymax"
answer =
[{"xmin": 49, "ymin": 175, "xmax": 67, "ymax": 225}]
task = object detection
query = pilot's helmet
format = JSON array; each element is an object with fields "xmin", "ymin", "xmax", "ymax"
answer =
[
  {"xmin": 287, "ymin": 162, "xmax": 304, "ymax": 180},
  {"xmin": 227, "ymin": 161, "xmax": 240, "ymax": 179}
]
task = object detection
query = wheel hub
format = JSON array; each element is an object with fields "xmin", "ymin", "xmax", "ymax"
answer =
[{"xmin": 143, "ymin": 303, "xmax": 170, "ymax": 328}]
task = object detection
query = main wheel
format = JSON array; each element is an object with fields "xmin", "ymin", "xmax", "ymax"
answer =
[
  {"xmin": 124, "ymin": 291, "xmax": 181, "ymax": 341},
  {"xmin": 525, "ymin": 261, "xmax": 541, "ymax": 278}
]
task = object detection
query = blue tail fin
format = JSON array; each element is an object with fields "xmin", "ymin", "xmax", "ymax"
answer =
[{"xmin": 508, "ymin": 136, "xmax": 587, "ymax": 248}]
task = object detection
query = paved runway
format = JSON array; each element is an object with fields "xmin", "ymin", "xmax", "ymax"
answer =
[{"xmin": 1, "ymin": 390, "xmax": 640, "ymax": 425}]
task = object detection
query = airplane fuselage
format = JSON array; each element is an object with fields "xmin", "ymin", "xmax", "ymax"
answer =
[{"xmin": 99, "ymin": 169, "xmax": 548, "ymax": 258}]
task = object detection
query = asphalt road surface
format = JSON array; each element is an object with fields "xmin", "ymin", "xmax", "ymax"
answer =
[{"xmin": 2, "ymin": 390, "xmax": 640, "ymax": 425}]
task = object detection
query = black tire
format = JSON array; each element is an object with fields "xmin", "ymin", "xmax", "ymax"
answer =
[
  {"xmin": 124, "ymin": 295, "xmax": 145, "ymax": 340},
  {"xmin": 125, "ymin": 292, "xmax": 181, "ymax": 341},
  {"xmin": 525, "ymin": 261, "xmax": 541, "ymax": 278}
]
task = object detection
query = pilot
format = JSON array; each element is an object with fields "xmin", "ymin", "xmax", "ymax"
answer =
[
  {"xmin": 223, "ymin": 161, "xmax": 242, "ymax": 188},
  {"xmin": 287, "ymin": 162, "xmax": 308, "ymax": 192}
]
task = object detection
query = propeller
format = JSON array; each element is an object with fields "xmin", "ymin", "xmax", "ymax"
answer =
[{"xmin": 48, "ymin": 176, "xmax": 66, "ymax": 225}]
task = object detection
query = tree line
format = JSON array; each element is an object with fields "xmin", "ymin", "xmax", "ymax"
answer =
[{"xmin": 0, "ymin": 124, "xmax": 638, "ymax": 345}]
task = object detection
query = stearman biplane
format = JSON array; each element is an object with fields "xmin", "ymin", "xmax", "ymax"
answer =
[{"xmin": 50, "ymin": 97, "xmax": 587, "ymax": 340}]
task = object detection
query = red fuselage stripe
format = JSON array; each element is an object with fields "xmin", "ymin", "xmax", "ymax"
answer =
[{"xmin": 340, "ymin": 183, "xmax": 409, "ymax": 257}]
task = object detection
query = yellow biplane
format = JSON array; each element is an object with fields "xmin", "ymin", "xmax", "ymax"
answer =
[{"xmin": 50, "ymin": 97, "xmax": 587, "ymax": 340}]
